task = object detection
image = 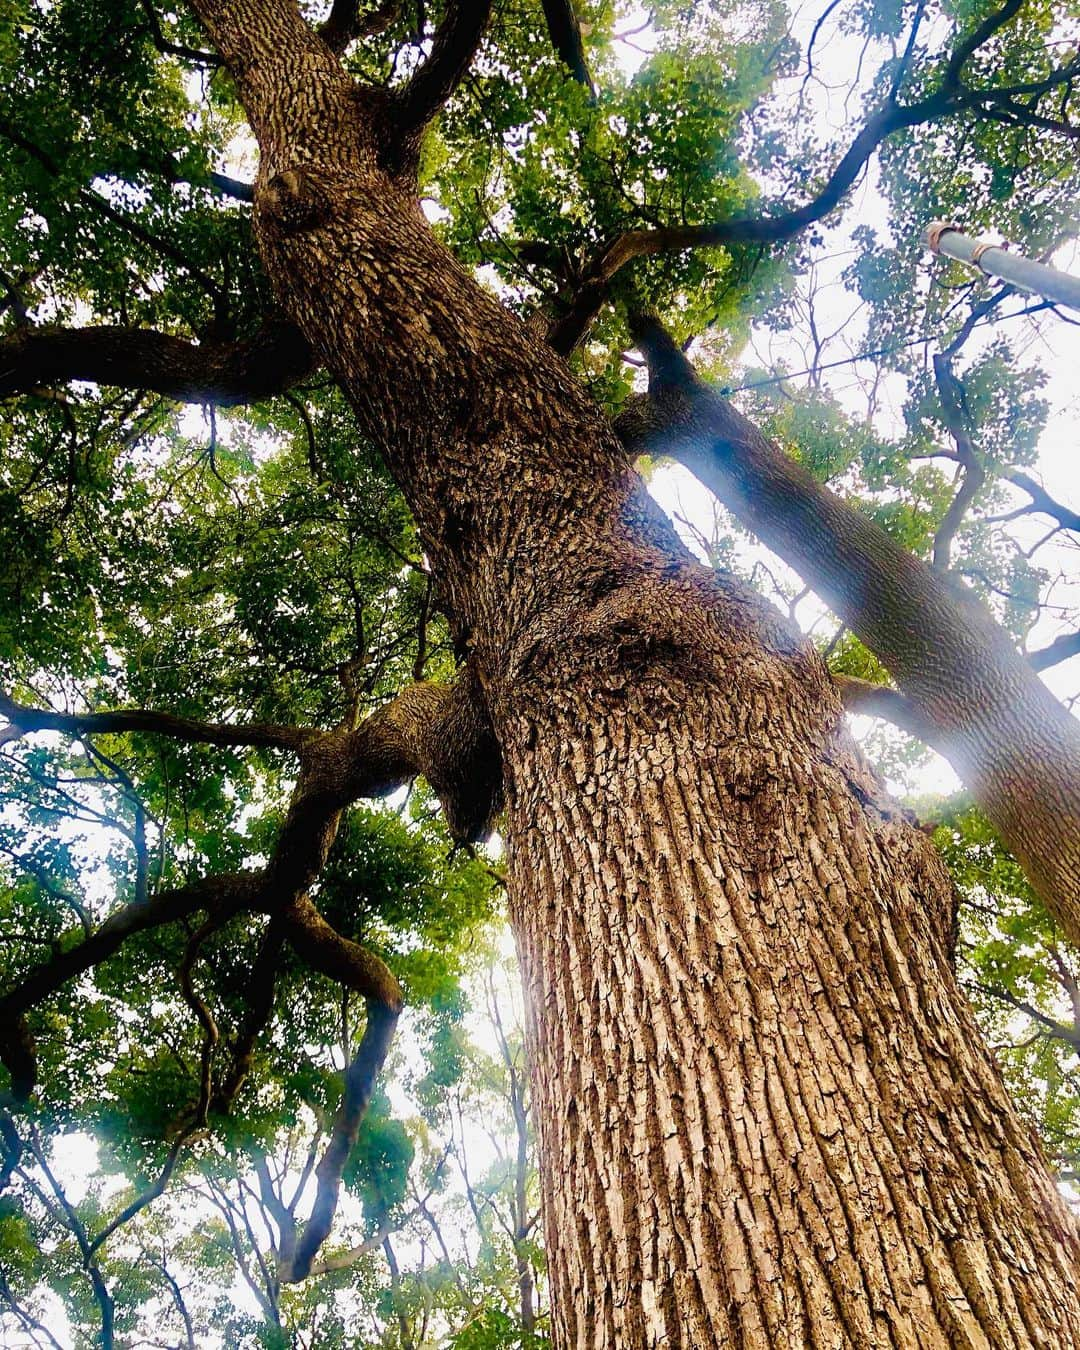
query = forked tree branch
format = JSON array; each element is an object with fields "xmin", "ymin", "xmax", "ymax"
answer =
[
  {"xmin": 392, "ymin": 0, "xmax": 495, "ymax": 147},
  {"xmin": 548, "ymin": 15, "xmax": 1077, "ymax": 352},
  {"xmin": 1004, "ymin": 471, "xmax": 1080, "ymax": 535},
  {"xmin": 318, "ymin": 0, "xmax": 400, "ymax": 55},
  {"xmin": 617, "ymin": 313, "xmax": 1080, "ymax": 942},
  {"xmin": 0, "ymin": 673, "xmax": 500, "ymax": 1103}
]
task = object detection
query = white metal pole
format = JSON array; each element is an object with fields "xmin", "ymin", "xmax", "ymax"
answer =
[{"xmin": 925, "ymin": 222, "xmax": 1080, "ymax": 313}]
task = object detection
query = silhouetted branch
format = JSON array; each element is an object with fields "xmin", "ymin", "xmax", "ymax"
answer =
[
  {"xmin": 541, "ymin": 0, "xmax": 592, "ymax": 88},
  {"xmin": 0, "ymin": 321, "xmax": 313, "ymax": 406},
  {"xmin": 393, "ymin": 1, "xmax": 494, "ymax": 147},
  {"xmin": 1029, "ymin": 630, "xmax": 1080, "ymax": 672},
  {"xmin": 319, "ymin": 0, "xmax": 399, "ymax": 55},
  {"xmin": 1005, "ymin": 472, "xmax": 1080, "ymax": 534}
]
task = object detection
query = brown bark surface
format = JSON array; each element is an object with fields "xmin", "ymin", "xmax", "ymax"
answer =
[
  {"xmin": 502, "ymin": 570, "xmax": 1080, "ymax": 1346},
  {"xmin": 184, "ymin": 5, "xmax": 1080, "ymax": 1342}
]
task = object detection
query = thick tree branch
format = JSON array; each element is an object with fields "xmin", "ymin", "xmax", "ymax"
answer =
[
  {"xmin": 0, "ymin": 321, "xmax": 314, "ymax": 406},
  {"xmin": 392, "ymin": 1, "xmax": 494, "ymax": 147},
  {"xmin": 1028, "ymin": 630, "xmax": 1080, "ymax": 672},
  {"xmin": 0, "ymin": 692, "xmax": 310, "ymax": 751},
  {"xmin": 1, "ymin": 672, "xmax": 499, "ymax": 1108},
  {"xmin": 541, "ymin": 0, "xmax": 592, "ymax": 89},
  {"xmin": 318, "ymin": 0, "xmax": 400, "ymax": 55},
  {"xmin": 618, "ymin": 313, "xmax": 1080, "ymax": 944},
  {"xmin": 832, "ymin": 675, "xmax": 936, "ymax": 743}
]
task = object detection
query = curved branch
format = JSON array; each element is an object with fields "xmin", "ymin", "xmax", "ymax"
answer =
[
  {"xmin": 283, "ymin": 1000, "xmax": 399, "ymax": 1282},
  {"xmin": 283, "ymin": 895, "xmax": 403, "ymax": 1011},
  {"xmin": 0, "ymin": 693, "xmax": 309, "ymax": 752},
  {"xmin": 0, "ymin": 321, "xmax": 314, "ymax": 406},
  {"xmin": 548, "ymin": 95, "xmax": 952, "ymax": 352},
  {"xmin": 549, "ymin": 22, "xmax": 1080, "ymax": 354},
  {"xmin": 276, "ymin": 894, "xmax": 402, "ymax": 1282},
  {"xmin": 0, "ymin": 874, "xmax": 258, "ymax": 1019}
]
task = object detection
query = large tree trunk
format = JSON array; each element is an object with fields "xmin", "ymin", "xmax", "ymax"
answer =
[
  {"xmin": 188, "ymin": 6, "xmax": 1080, "ymax": 1342},
  {"xmin": 502, "ymin": 577, "xmax": 1080, "ymax": 1346}
]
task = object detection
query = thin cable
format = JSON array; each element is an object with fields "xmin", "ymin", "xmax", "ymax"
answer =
[{"xmin": 716, "ymin": 299, "xmax": 1055, "ymax": 396}]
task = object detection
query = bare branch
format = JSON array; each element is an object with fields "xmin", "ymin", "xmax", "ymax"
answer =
[
  {"xmin": 1005, "ymin": 471, "xmax": 1080, "ymax": 535},
  {"xmin": 0, "ymin": 321, "xmax": 313, "ymax": 406},
  {"xmin": 541, "ymin": 0, "xmax": 593, "ymax": 89},
  {"xmin": 0, "ymin": 692, "xmax": 310, "ymax": 752},
  {"xmin": 319, "ymin": 0, "xmax": 400, "ymax": 55},
  {"xmin": 1029, "ymin": 630, "xmax": 1080, "ymax": 672}
]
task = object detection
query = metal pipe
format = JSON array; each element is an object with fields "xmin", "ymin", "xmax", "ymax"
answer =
[{"xmin": 926, "ymin": 222, "xmax": 1080, "ymax": 313}]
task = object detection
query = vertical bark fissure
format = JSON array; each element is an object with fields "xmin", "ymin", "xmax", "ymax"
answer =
[{"xmin": 502, "ymin": 604, "xmax": 1080, "ymax": 1348}]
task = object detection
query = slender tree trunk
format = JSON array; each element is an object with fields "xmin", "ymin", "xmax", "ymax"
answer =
[{"xmin": 187, "ymin": 8, "xmax": 1080, "ymax": 1342}]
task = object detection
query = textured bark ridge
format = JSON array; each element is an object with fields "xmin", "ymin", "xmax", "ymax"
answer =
[
  {"xmin": 502, "ymin": 566, "xmax": 1080, "ymax": 1347},
  {"xmin": 184, "ymin": 5, "xmax": 1080, "ymax": 1342}
]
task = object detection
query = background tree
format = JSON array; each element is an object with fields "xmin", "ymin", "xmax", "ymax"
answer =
[{"xmin": 1, "ymin": 0, "xmax": 1080, "ymax": 1345}]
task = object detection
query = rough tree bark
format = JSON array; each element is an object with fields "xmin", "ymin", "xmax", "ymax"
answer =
[{"xmin": 182, "ymin": 4, "xmax": 1080, "ymax": 1343}]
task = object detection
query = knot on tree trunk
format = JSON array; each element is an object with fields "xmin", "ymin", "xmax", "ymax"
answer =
[
  {"xmin": 419, "ymin": 665, "xmax": 504, "ymax": 843},
  {"xmin": 262, "ymin": 168, "xmax": 335, "ymax": 235}
]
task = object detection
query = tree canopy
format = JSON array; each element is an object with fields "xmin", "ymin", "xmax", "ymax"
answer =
[{"xmin": 1, "ymin": 0, "xmax": 1079, "ymax": 1345}]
